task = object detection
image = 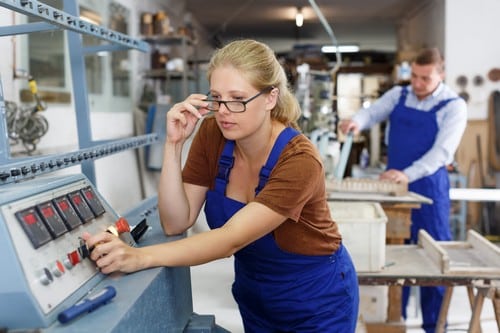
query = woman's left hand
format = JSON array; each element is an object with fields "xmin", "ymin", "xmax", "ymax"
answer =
[{"xmin": 82, "ymin": 232, "xmax": 149, "ymax": 274}]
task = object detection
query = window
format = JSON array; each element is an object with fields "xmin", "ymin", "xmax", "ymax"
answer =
[
  {"xmin": 28, "ymin": 0, "xmax": 65, "ymax": 88},
  {"xmin": 26, "ymin": 1, "xmax": 132, "ymax": 107},
  {"xmin": 109, "ymin": 2, "xmax": 130, "ymax": 97}
]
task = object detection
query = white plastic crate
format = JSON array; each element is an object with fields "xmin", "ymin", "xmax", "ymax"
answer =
[
  {"xmin": 328, "ymin": 201, "xmax": 387, "ymax": 272},
  {"xmin": 358, "ymin": 285, "xmax": 388, "ymax": 323}
]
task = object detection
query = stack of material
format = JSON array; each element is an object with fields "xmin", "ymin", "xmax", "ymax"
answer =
[{"xmin": 326, "ymin": 177, "xmax": 408, "ymax": 196}]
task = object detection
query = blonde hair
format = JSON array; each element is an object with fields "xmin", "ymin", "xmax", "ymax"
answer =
[{"xmin": 207, "ymin": 39, "xmax": 301, "ymax": 129}]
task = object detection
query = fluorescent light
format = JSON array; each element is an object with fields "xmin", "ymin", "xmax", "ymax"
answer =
[
  {"xmin": 295, "ymin": 8, "xmax": 303, "ymax": 27},
  {"xmin": 321, "ymin": 45, "xmax": 360, "ymax": 53}
]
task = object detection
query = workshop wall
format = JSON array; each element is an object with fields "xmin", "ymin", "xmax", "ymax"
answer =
[
  {"xmin": 445, "ymin": 0, "xmax": 500, "ymax": 228},
  {"xmin": 445, "ymin": 0, "xmax": 500, "ymax": 121},
  {"xmin": 396, "ymin": 0, "xmax": 445, "ymax": 59}
]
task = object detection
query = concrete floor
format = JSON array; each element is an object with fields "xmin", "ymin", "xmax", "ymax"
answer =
[{"xmin": 191, "ymin": 256, "xmax": 498, "ymax": 333}]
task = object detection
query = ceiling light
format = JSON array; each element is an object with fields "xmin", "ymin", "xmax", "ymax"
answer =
[
  {"xmin": 321, "ymin": 45, "xmax": 360, "ymax": 53},
  {"xmin": 295, "ymin": 7, "xmax": 304, "ymax": 27}
]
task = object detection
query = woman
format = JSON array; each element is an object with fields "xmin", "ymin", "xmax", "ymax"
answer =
[{"xmin": 85, "ymin": 39, "xmax": 359, "ymax": 332}]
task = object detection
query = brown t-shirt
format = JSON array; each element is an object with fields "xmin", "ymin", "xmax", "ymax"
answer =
[{"xmin": 182, "ymin": 116, "xmax": 341, "ymax": 255}]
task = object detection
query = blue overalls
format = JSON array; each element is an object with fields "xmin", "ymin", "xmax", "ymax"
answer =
[
  {"xmin": 204, "ymin": 127, "xmax": 359, "ymax": 333},
  {"xmin": 388, "ymin": 87, "xmax": 456, "ymax": 333}
]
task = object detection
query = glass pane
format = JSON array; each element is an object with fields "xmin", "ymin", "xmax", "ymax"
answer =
[
  {"xmin": 80, "ymin": 7, "xmax": 104, "ymax": 95},
  {"xmin": 28, "ymin": 0, "xmax": 64, "ymax": 88},
  {"xmin": 109, "ymin": 2, "xmax": 130, "ymax": 97}
]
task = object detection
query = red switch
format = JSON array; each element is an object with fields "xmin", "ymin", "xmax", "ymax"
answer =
[
  {"xmin": 68, "ymin": 250, "xmax": 80, "ymax": 266},
  {"xmin": 115, "ymin": 217, "xmax": 130, "ymax": 234}
]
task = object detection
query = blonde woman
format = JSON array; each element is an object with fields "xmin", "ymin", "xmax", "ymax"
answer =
[{"xmin": 85, "ymin": 39, "xmax": 359, "ymax": 332}]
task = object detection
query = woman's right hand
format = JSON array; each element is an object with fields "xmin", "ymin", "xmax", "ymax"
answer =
[
  {"xmin": 166, "ymin": 94, "xmax": 210, "ymax": 144},
  {"xmin": 82, "ymin": 231, "xmax": 150, "ymax": 274}
]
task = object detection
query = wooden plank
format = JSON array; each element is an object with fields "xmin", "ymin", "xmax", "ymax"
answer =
[
  {"xmin": 365, "ymin": 322, "xmax": 406, "ymax": 333},
  {"xmin": 467, "ymin": 229, "xmax": 500, "ymax": 266},
  {"xmin": 387, "ymin": 286, "xmax": 402, "ymax": 321},
  {"xmin": 418, "ymin": 230, "xmax": 449, "ymax": 273},
  {"xmin": 382, "ymin": 204, "xmax": 415, "ymax": 240},
  {"xmin": 326, "ymin": 177, "xmax": 408, "ymax": 196},
  {"xmin": 20, "ymin": 89, "xmax": 71, "ymax": 104},
  {"xmin": 327, "ymin": 190, "xmax": 432, "ymax": 204}
]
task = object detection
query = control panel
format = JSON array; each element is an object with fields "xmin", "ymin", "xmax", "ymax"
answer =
[{"xmin": 0, "ymin": 174, "xmax": 122, "ymax": 329}]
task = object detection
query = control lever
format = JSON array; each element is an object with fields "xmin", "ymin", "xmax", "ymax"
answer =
[
  {"xmin": 131, "ymin": 218, "xmax": 149, "ymax": 243},
  {"xmin": 334, "ymin": 131, "xmax": 353, "ymax": 179}
]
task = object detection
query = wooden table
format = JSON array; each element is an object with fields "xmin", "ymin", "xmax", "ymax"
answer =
[{"xmin": 358, "ymin": 245, "xmax": 500, "ymax": 333}]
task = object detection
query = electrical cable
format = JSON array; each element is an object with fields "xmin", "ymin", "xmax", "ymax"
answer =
[
  {"xmin": 308, "ymin": 0, "xmax": 342, "ymax": 74},
  {"xmin": 5, "ymin": 101, "xmax": 49, "ymax": 154},
  {"xmin": 6, "ymin": 75, "xmax": 49, "ymax": 154}
]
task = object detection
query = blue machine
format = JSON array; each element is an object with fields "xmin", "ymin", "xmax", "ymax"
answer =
[
  {"xmin": 0, "ymin": 1, "xmax": 227, "ymax": 331},
  {"xmin": 0, "ymin": 174, "xmax": 227, "ymax": 332}
]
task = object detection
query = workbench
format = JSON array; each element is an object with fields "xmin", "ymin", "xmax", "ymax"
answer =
[{"xmin": 358, "ymin": 242, "xmax": 500, "ymax": 333}]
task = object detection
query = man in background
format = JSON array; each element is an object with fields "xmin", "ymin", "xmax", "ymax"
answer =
[{"xmin": 340, "ymin": 47, "xmax": 467, "ymax": 333}]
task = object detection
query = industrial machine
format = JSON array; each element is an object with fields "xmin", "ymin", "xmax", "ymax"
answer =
[
  {"xmin": 0, "ymin": 1, "xmax": 226, "ymax": 331},
  {"xmin": 0, "ymin": 174, "xmax": 225, "ymax": 332},
  {"xmin": 0, "ymin": 174, "xmax": 119, "ymax": 328}
]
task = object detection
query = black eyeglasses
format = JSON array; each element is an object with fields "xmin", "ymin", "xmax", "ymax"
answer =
[{"xmin": 204, "ymin": 87, "xmax": 273, "ymax": 113}]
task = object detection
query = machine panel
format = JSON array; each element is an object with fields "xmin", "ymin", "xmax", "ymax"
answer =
[{"xmin": 0, "ymin": 174, "xmax": 120, "ymax": 329}]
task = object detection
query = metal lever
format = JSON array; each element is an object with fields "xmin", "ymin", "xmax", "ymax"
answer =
[{"xmin": 334, "ymin": 131, "xmax": 353, "ymax": 179}]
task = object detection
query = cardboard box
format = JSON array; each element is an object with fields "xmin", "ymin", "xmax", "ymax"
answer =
[{"xmin": 329, "ymin": 201, "xmax": 387, "ymax": 272}]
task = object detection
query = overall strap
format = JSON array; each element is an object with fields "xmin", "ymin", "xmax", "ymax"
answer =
[
  {"xmin": 428, "ymin": 97, "xmax": 458, "ymax": 114},
  {"xmin": 214, "ymin": 140, "xmax": 235, "ymax": 194},
  {"xmin": 255, "ymin": 127, "xmax": 300, "ymax": 195},
  {"xmin": 397, "ymin": 86, "xmax": 409, "ymax": 105}
]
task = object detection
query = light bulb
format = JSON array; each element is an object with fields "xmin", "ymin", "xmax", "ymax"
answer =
[{"xmin": 295, "ymin": 8, "xmax": 303, "ymax": 27}]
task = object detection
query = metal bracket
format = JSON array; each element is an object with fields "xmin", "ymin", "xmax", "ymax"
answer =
[
  {"xmin": 0, "ymin": 134, "xmax": 158, "ymax": 185},
  {"xmin": 0, "ymin": 0, "xmax": 149, "ymax": 52}
]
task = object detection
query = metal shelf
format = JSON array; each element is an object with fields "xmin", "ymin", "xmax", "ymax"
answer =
[
  {"xmin": 142, "ymin": 34, "xmax": 193, "ymax": 46},
  {"xmin": 0, "ymin": 0, "xmax": 149, "ymax": 52},
  {"xmin": 0, "ymin": 134, "xmax": 158, "ymax": 185},
  {"xmin": 142, "ymin": 34, "xmax": 198, "ymax": 99},
  {"xmin": 0, "ymin": 0, "xmax": 153, "ymax": 185}
]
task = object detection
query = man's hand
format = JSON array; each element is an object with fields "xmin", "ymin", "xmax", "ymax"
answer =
[
  {"xmin": 338, "ymin": 119, "xmax": 359, "ymax": 135},
  {"xmin": 380, "ymin": 169, "xmax": 409, "ymax": 184}
]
